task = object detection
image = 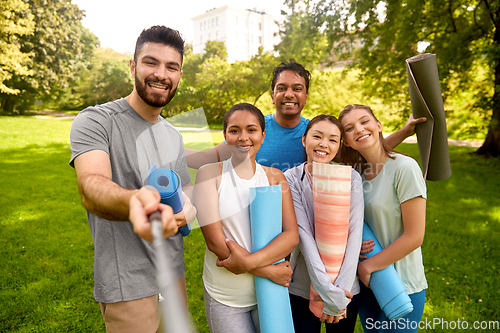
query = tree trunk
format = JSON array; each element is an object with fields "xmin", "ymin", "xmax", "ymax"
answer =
[
  {"xmin": 475, "ymin": 15, "xmax": 500, "ymax": 158},
  {"xmin": 1, "ymin": 98, "xmax": 16, "ymax": 113},
  {"xmin": 475, "ymin": 122, "xmax": 500, "ymax": 157}
]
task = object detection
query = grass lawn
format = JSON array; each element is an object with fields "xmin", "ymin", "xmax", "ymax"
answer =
[{"xmin": 1, "ymin": 116, "xmax": 499, "ymax": 332}]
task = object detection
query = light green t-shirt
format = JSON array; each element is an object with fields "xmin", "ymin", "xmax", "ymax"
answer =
[{"xmin": 363, "ymin": 153, "xmax": 427, "ymax": 294}]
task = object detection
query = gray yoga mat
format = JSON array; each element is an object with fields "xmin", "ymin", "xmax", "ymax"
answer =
[{"xmin": 406, "ymin": 53, "xmax": 452, "ymax": 181}]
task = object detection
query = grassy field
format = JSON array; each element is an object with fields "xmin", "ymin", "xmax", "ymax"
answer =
[{"xmin": 1, "ymin": 116, "xmax": 499, "ymax": 332}]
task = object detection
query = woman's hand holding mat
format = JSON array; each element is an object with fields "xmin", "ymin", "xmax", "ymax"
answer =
[{"xmin": 216, "ymin": 239, "xmax": 254, "ymax": 274}]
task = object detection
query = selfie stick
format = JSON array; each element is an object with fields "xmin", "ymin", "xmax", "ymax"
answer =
[{"xmin": 150, "ymin": 211, "xmax": 191, "ymax": 333}]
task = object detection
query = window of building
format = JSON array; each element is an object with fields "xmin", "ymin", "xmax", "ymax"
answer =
[
  {"xmin": 259, "ymin": 36, "xmax": 262, "ymax": 44},
  {"xmin": 200, "ymin": 22, "xmax": 203, "ymax": 31},
  {"xmin": 216, "ymin": 17, "xmax": 219, "ymax": 26},
  {"xmin": 259, "ymin": 22, "xmax": 262, "ymax": 30}
]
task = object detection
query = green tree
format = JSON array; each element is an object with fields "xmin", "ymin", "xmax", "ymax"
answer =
[
  {"xmin": 193, "ymin": 56, "xmax": 234, "ymax": 121},
  {"xmin": 60, "ymin": 47, "xmax": 133, "ymax": 109},
  {"xmin": 166, "ymin": 41, "xmax": 278, "ymax": 122},
  {"xmin": 313, "ymin": 0, "xmax": 500, "ymax": 157},
  {"xmin": 0, "ymin": 0, "xmax": 34, "ymax": 96},
  {"xmin": 238, "ymin": 47, "xmax": 278, "ymax": 105},
  {"xmin": 303, "ymin": 69, "xmax": 377, "ymax": 118},
  {"xmin": 0, "ymin": 0, "xmax": 98, "ymax": 113},
  {"xmin": 276, "ymin": 0, "xmax": 330, "ymax": 70},
  {"xmin": 180, "ymin": 40, "xmax": 228, "ymax": 88},
  {"xmin": 165, "ymin": 41, "xmax": 230, "ymax": 120}
]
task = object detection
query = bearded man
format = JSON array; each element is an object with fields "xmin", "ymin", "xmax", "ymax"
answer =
[{"xmin": 69, "ymin": 26, "xmax": 196, "ymax": 333}]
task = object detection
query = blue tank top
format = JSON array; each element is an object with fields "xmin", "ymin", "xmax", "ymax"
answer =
[{"xmin": 256, "ymin": 114, "xmax": 309, "ymax": 172}]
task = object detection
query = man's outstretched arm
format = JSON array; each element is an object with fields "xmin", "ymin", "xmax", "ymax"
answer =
[
  {"xmin": 75, "ymin": 149, "xmax": 183, "ymax": 241},
  {"xmin": 185, "ymin": 142, "xmax": 231, "ymax": 169},
  {"xmin": 74, "ymin": 150, "xmax": 137, "ymax": 221}
]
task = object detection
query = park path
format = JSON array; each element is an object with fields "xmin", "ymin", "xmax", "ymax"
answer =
[
  {"xmin": 396, "ymin": 134, "xmax": 482, "ymax": 148},
  {"xmin": 31, "ymin": 109, "xmax": 483, "ymax": 148},
  {"xmin": 31, "ymin": 109, "xmax": 78, "ymax": 119}
]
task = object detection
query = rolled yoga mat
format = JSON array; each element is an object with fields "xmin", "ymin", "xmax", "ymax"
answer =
[
  {"xmin": 362, "ymin": 223, "xmax": 413, "ymax": 320},
  {"xmin": 147, "ymin": 165, "xmax": 191, "ymax": 236},
  {"xmin": 406, "ymin": 53, "xmax": 452, "ymax": 181},
  {"xmin": 309, "ymin": 162, "xmax": 351, "ymax": 317},
  {"xmin": 249, "ymin": 185, "xmax": 295, "ymax": 333}
]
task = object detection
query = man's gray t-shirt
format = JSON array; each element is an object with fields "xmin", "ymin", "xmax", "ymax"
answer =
[{"xmin": 69, "ymin": 98, "xmax": 191, "ymax": 303}]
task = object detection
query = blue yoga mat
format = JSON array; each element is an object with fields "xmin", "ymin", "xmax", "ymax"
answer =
[
  {"xmin": 249, "ymin": 185, "xmax": 295, "ymax": 333},
  {"xmin": 147, "ymin": 165, "xmax": 191, "ymax": 236},
  {"xmin": 362, "ymin": 223, "xmax": 413, "ymax": 320}
]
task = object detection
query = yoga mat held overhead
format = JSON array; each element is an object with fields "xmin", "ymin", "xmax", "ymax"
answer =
[
  {"xmin": 362, "ymin": 223, "xmax": 413, "ymax": 320},
  {"xmin": 147, "ymin": 164, "xmax": 191, "ymax": 236},
  {"xmin": 249, "ymin": 185, "xmax": 295, "ymax": 333},
  {"xmin": 309, "ymin": 162, "xmax": 351, "ymax": 317},
  {"xmin": 406, "ymin": 53, "xmax": 452, "ymax": 181}
]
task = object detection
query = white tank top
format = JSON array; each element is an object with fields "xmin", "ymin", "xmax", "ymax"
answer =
[{"xmin": 203, "ymin": 158, "xmax": 270, "ymax": 307}]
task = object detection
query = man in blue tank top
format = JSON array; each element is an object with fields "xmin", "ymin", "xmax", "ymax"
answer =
[{"xmin": 255, "ymin": 61, "xmax": 310, "ymax": 172}]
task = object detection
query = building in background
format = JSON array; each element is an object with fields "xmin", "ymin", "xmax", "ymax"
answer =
[{"xmin": 192, "ymin": 5, "xmax": 278, "ymax": 63}]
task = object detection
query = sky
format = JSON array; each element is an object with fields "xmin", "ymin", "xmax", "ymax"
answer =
[{"xmin": 72, "ymin": 0, "xmax": 288, "ymax": 54}]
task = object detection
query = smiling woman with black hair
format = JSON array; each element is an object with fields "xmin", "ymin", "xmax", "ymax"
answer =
[{"xmin": 193, "ymin": 103, "xmax": 299, "ymax": 333}]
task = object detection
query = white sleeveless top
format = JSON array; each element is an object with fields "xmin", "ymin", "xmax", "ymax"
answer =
[{"xmin": 203, "ymin": 158, "xmax": 270, "ymax": 307}]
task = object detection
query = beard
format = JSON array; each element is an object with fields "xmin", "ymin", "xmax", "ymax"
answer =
[{"xmin": 135, "ymin": 75, "xmax": 177, "ymax": 108}]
